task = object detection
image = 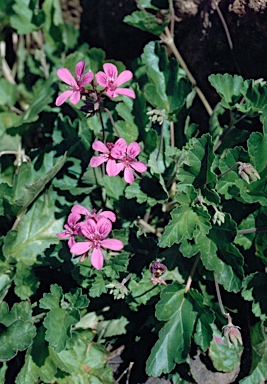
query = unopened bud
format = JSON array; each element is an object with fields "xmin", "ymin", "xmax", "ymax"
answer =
[
  {"xmin": 238, "ymin": 163, "xmax": 260, "ymax": 184},
  {"xmin": 212, "ymin": 210, "xmax": 225, "ymax": 226},
  {"xmin": 150, "ymin": 261, "xmax": 167, "ymax": 285},
  {"xmin": 222, "ymin": 323, "xmax": 243, "ymax": 348},
  {"xmin": 147, "ymin": 109, "xmax": 167, "ymax": 125}
]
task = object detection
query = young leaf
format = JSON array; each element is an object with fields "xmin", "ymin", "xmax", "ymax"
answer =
[
  {"xmin": 124, "ymin": 11, "xmax": 166, "ymax": 36},
  {"xmin": 43, "ymin": 308, "xmax": 78, "ymax": 352},
  {"xmin": 208, "ymin": 74, "xmax": 245, "ymax": 109},
  {"xmin": 146, "ymin": 283, "xmax": 197, "ymax": 376},
  {"xmin": 3, "ymin": 189, "xmax": 65, "ymax": 265},
  {"xmin": 0, "ymin": 302, "xmax": 36, "ymax": 362}
]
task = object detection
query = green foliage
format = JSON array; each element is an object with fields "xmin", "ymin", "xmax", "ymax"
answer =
[{"xmin": 0, "ymin": 0, "xmax": 267, "ymax": 381}]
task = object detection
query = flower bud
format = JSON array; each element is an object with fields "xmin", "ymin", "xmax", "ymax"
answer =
[
  {"xmin": 212, "ymin": 210, "xmax": 225, "ymax": 226},
  {"xmin": 238, "ymin": 163, "xmax": 260, "ymax": 184},
  {"xmin": 150, "ymin": 261, "xmax": 167, "ymax": 285},
  {"xmin": 222, "ymin": 323, "xmax": 243, "ymax": 348},
  {"xmin": 147, "ymin": 109, "xmax": 167, "ymax": 125}
]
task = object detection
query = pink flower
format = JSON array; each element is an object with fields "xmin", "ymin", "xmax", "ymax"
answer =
[
  {"xmin": 111, "ymin": 139, "xmax": 147, "ymax": 184},
  {"xmin": 56, "ymin": 60, "xmax": 94, "ymax": 106},
  {"xmin": 71, "ymin": 204, "xmax": 116, "ymax": 223},
  {"xmin": 89, "ymin": 140, "xmax": 124, "ymax": 176},
  {"xmin": 56, "ymin": 212, "xmax": 82, "ymax": 248},
  {"xmin": 96, "ymin": 63, "xmax": 135, "ymax": 99},
  {"xmin": 70, "ymin": 218, "xmax": 124, "ymax": 270}
]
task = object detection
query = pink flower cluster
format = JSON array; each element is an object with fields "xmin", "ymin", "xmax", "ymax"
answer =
[
  {"xmin": 90, "ymin": 138, "xmax": 147, "ymax": 184},
  {"xmin": 56, "ymin": 204, "xmax": 123, "ymax": 270},
  {"xmin": 55, "ymin": 61, "xmax": 135, "ymax": 106}
]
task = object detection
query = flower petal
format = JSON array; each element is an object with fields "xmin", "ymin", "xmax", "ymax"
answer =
[
  {"xmin": 111, "ymin": 138, "xmax": 127, "ymax": 158},
  {"xmin": 106, "ymin": 159, "xmax": 122, "ymax": 176},
  {"xmin": 100, "ymin": 210, "xmax": 116, "ymax": 222},
  {"xmin": 91, "ymin": 247, "xmax": 104, "ymax": 270},
  {"xmin": 75, "ymin": 61, "xmax": 85, "ymax": 78},
  {"xmin": 115, "ymin": 70, "xmax": 133, "ymax": 86},
  {"xmin": 69, "ymin": 90, "xmax": 81, "ymax": 105},
  {"xmin": 68, "ymin": 237, "xmax": 76, "ymax": 249},
  {"xmin": 71, "ymin": 204, "xmax": 90, "ymax": 216},
  {"xmin": 103, "ymin": 63, "xmax": 118, "ymax": 80},
  {"xmin": 124, "ymin": 167, "xmax": 134, "ymax": 184},
  {"xmin": 82, "ymin": 219, "xmax": 97, "ymax": 238},
  {"xmin": 80, "ymin": 71, "xmax": 94, "ymax": 86},
  {"xmin": 101, "ymin": 238, "xmax": 124, "ymax": 251},
  {"xmin": 115, "ymin": 88, "xmax": 136, "ymax": 99},
  {"xmin": 55, "ymin": 90, "xmax": 73, "ymax": 106},
  {"xmin": 57, "ymin": 68, "xmax": 77, "ymax": 87},
  {"xmin": 131, "ymin": 161, "xmax": 147, "ymax": 173},
  {"xmin": 90, "ymin": 155, "xmax": 107, "ymax": 167},
  {"xmin": 96, "ymin": 71, "xmax": 108, "ymax": 87},
  {"xmin": 92, "ymin": 140, "xmax": 108, "ymax": 153},
  {"xmin": 97, "ymin": 218, "xmax": 112, "ymax": 237},
  {"xmin": 127, "ymin": 142, "xmax": 141, "ymax": 158},
  {"xmin": 70, "ymin": 241, "xmax": 91, "ymax": 255},
  {"xmin": 67, "ymin": 212, "xmax": 81, "ymax": 226}
]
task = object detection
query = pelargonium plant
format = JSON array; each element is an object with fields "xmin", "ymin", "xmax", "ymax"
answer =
[{"xmin": 1, "ymin": 1, "xmax": 267, "ymax": 383}]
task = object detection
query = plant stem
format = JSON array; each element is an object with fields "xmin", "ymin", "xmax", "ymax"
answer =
[
  {"xmin": 185, "ymin": 254, "xmax": 200, "ymax": 292},
  {"xmin": 98, "ymin": 107, "xmax": 106, "ymax": 142},
  {"xmin": 214, "ymin": 113, "xmax": 248, "ymax": 151},
  {"xmin": 102, "ymin": 107, "xmax": 121, "ymax": 137},
  {"xmin": 217, "ymin": 162, "xmax": 241, "ymax": 178},
  {"xmin": 237, "ymin": 227, "xmax": 267, "ymax": 234},
  {"xmin": 156, "ymin": 120, "xmax": 164, "ymax": 161},
  {"xmin": 214, "ymin": 273, "xmax": 229, "ymax": 318},
  {"xmin": 160, "ymin": 27, "xmax": 213, "ymax": 116}
]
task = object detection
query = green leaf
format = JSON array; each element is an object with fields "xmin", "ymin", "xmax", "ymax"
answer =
[
  {"xmin": 234, "ymin": 213, "xmax": 256, "ymax": 250},
  {"xmin": 3, "ymin": 189, "xmax": 65, "ymax": 265},
  {"xmin": 50, "ymin": 330, "xmax": 114, "ymax": 382},
  {"xmin": 141, "ymin": 44, "xmax": 192, "ymax": 114},
  {"xmin": 209, "ymin": 324, "xmax": 242, "ymax": 372},
  {"xmin": 14, "ymin": 263, "xmax": 40, "ymax": 300},
  {"xmin": 195, "ymin": 217, "xmax": 244, "ymax": 293},
  {"xmin": 5, "ymin": 150, "xmax": 67, "ymax": 214},
  {"xmin": 242, "ymin": 272, "xmax": 267, "ymax": 320},
  {"xmin": 64, "ymin": 288, "xmax": 89, "ymax": 310},
  {"xmin": 123, "ymin": 11, "xmax": 166, "ymax": 36},
  {"xmin": 240, "ymin": 322, "xmax": 267, "ymax": 383},
  {"xmin": 39, "ymin": 284, "xmax": 63, "ymax": 310},
  {"xmin": 10, "ymin": 0, "xmax": 45, "ymax": 34},
  {"xmin": 0, "ymin": 302, "xmax": 36, "ymax": 362},
  {"xmin": 177, "ymin": 134, "xmax": 218, "ymax": 202},
  {"xmin": 14, "ymin": 77, "xmax": 55, "ymax": 125},
  {"xmin": 0, "ymin": 274, "xmax": 12, "ymax": 303},
  {"xmin": 208, "ymin": 74, "xmax": 245, "ymax": 109},
  {"xmin": 43, "ymin": 308, "xmax": 78, "ymax": 352},
  {"xmin": 128, "ymin": 270, "xmax": 162, "ymax": 310},
  {"xmin": 189, "ymin": 289, "xmax": 214, "ymax": 351},
  {"xmin": 97, "ymin": 317, "xmax": 129, "ymax": 338},
  {"xmin": 88, "ymin": 275, "xmax": 108, "ymax": 298},
  {"xmin": 115, "ymin": 98, "xmax": 139, "ymax": 143},
  {"xmin": 237, "ymin": 79, "xmax": 267, "ymax": 115},
  {"xmin": 146, "ymin": 283, "xmax": 197, "ymax": 376},
  {"xmin": 0, "ymin": 363, "xmax": 7, "ymax": 383},
  {"xmin": 159, "ymin": 186, "xmax": 211, "ymax": 248},
  {"xmin": 102, "ymin": 175, "xmax": 126, "ymax": 200},
  {"xmin": 0, "ymin": 78, "xmax": 18, "ymax": 106}
]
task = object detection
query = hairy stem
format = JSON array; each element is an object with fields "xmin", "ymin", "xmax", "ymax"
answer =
[
  {"xmin": 237, "ymin": 227, "xmax": 267, "ymax": 235},
  {"xmin": 160, "ymin": 27, "xmax": 213, "ymax": 116},
  {"xmin": 102, "ymin": 107, "xmax": 121, "ymax": 137},
  {"xmin": 217, "ymin": 162, "xmax": 241, "ymax": 178},
  {"xmin": 214, "ymin": 273, "xmax": 229, "ymax": 318},
  {"xmin": 185, "ymin": 254, "xmax": 200, "ymax": 292}
]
